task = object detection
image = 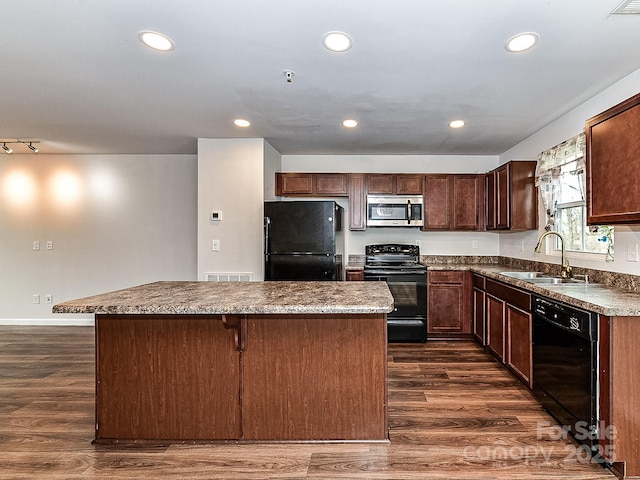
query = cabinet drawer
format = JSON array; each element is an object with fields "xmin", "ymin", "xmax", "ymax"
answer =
[
  {"xmin": 486, "ymin": 279, "xmax": 530, "ymax": 311},
  {"xmin": 429, "ymin": 271, "xmax": 464, "ymax": 284},
  {"xmin": 472, "ymin": 274, "xmax": 486, "ymax": 290}
]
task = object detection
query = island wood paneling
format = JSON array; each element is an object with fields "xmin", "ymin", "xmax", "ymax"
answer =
[
  {"xmin": 95, "ymin": 315, "xmax": 241, "ymax": 441},
  {"xmin": 242, "ymin": 314, "xmax": 388, "ymax": 440}
]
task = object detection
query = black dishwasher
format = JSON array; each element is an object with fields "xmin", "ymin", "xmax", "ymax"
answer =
[{"xmin": 532, "ymin": 296, "xmax": 599, "ymax": 454}]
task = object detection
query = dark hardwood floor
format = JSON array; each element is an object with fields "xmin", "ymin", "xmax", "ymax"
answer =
[{"xmin": 0, "ymin": 326, "xmax": 616, "ymax": 479}]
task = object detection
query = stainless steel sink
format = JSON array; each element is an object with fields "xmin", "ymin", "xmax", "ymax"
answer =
[
  {"xmin": 500, "ymin": 271, "xmax": 545, "ymax": 279},
  {"xmin": 500, "ymin": 271, "xmax": 593, "ymax": 285}
]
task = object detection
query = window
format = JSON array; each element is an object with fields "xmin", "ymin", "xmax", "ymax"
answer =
[
  {"xmin": 536, "ymin": 133, "xmax": 614, "ymax": 261},
  {"xmin": 555, "ymin": 160, "xmax": 613, "ymax": 258}
]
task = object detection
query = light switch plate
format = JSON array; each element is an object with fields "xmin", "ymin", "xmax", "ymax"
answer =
[{"xmin": 628, "ymin": 243, "xmax": 638, "ymax": 262}]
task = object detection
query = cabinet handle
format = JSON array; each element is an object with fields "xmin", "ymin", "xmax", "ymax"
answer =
[{"xmin": 222, "ymin": 315, "xmax": 247, "ymax": 351}]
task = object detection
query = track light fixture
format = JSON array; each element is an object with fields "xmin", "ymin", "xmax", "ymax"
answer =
[{"xmin": 1, "ymin": 139, "xmax": 40, "ymax": 153}]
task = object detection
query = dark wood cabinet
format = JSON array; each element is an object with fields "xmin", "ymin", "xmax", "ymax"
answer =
[
  {"xmin": 485, "ymin": 161, "xmax": 538, "ymax": 231},
  {"xmin": 486, "ymin": 294, "xmax": 505, "ymax": 361},
  {"xmin": 422, "ymin": 174, "xmax": 484, "ymax": 231},
  {"xmin": 366, "ymin": 174, "xmax": 423, "ymax": 194},
  {"xmin": 275, "ymin": 172, "xmax": 348, "ymax": 196},
  {"xmin": 586, "ymin": 92, "xmax": 640, "ymax": 225},
  {"xmin": 396, "ymin": 174, "xmax": 424, "ymax": 194},
  {"xmin": 345, "ymin": 269, "xmax": 364, "ymax": 281},
  {"xmin": 505, "ymin": 304, "xmax": 533, "ymax": 388},
  {"xmin": 485, "ymin": 278, "xmax": 532, "ymax": 386},
  {"xmin": 423, "ymin": 175, "xmax": 451, "ymax": 230},
  {"xmin": 348, "ymin": 173, "xmax": 366, "ymax": 231},
  {"xmin": 453, "ymin": 174, "xmax": 485, "ymax": 230},
  {"xmin": 427, "ymin": 271, "xmax": 471, "ymax": 337},
  {"xmin": 472, "ymin": 274, "xmax": 486, "ymax": 345}
]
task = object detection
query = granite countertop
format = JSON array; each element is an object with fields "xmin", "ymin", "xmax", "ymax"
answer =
[
  {"xmin": 52, "ymin": 281, "xmax": 394, "ymax": 315},
  {"xmin": 427, "ymin": 263, "xmax": 640, "ymax": 317}
]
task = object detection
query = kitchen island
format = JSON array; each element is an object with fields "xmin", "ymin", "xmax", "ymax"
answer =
[{"xmin": 53, "ymin": 281, "xmax": 394, "ymax": 444}]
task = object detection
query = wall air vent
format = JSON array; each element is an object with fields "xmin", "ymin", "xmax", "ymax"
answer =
[
  {"xmin": 205, "ymin": 272, "xmax": 253, "ymax": 282},
  {"xmin": 612, "ymin": 0, "xmax": 640, "ymax": 14}
]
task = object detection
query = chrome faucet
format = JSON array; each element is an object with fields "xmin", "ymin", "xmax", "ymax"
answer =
[{"xmin": 534, "ymin": 231, "xmax": 573, "ymax": 278}]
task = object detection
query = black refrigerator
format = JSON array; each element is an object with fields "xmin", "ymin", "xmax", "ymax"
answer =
[{"xmin": 264, "ymin": 201, "xmax": 344, "ymax": 281}]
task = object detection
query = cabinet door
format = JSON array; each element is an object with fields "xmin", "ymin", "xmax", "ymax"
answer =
[
  {"xmin": 423, "ymin": 175, "xmax": 452, "ymax": 230},
  {"xmin": 427, "ymin": 271, "xmax": 470, "ymax": 335},
  {"xmin": 396, "ymin": 174, "xmax": 424, "ymax": 194},
  {"xmin": 345, "ymin": 270, "xmax": 364, "ymax": 281},
  {"xmin": 486, "ymin": 294, "xmax": 505, "ymax": 361},
  {"xmin": 275, "ymin": 173, "xmax": 314, "ymax": 195},
  {"xmin": 315, "ymin": 173, "xmax": 348, "ymax": 195},
  {"xmin": 453, "ymin": 175, "xmax": 484, "ymax": 230},
  {"xmin": 485, "ymin": 172, "xmax": 496, "ymax": 230},
  {"xmin": 348, "ymin": 173, "xmax": 366, "ymax": 231},
  {"xmin": 586, "ymin": 93, "xmax": 640, "ymax": 225},
  {"xmin": 366, "ymin": 174, "xmax": 395, "ymax": 194},
  {"xmin": 506, "ymin": 305, "xmax": 533, "ymax": 388},
  {"xmin": 473, "ymin": 287, "xmax": 486, "ymax": 345},
  {"xmin": 495, "ymin": 164, "xmax": 510, "ymax": 229}
]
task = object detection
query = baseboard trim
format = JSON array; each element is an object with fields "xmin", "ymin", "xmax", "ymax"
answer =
[{"xmin": 0, "ymin": 318, "xmax": 94, "ymax": 326}]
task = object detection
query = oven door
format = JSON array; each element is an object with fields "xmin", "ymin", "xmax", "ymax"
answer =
[{"xmin": 364, "ymin": 272, "xmax": 426, "ymax": 318}]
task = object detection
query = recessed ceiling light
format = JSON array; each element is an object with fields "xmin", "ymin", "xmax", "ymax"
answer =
[
  {"xmin": 138, "ymin": 31, "xmax": 175, "ymax": 51},
  {"xmin": 322, "ymin": 31, "xmax": 353, "ymax": 52},
  {"xmin": 505, "ymin": 32, "xmax": 539, "ymax": 53},
  {"xmin": 449, "ymin": 120, "xmax": 466, "ymax": 129},
  {"xmin": 342, "ymin": 119, "xmax": 358, "ymax": 128},
  {"xmin": 234, "ymin": 119, "xmax": 251, "ymax": 127}
]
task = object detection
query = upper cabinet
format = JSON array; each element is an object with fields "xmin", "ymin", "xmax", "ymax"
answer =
[
  {"xmin": 276, "ymin": 173, "xmax": 348, "ymax": 196},
  {"xmin": 586, "ymin": 92, "xmax": 640, "ymax": 225},
  {"xmin": 485, "ymin": 161, "xmax": 538, "ymax": 231},
  {"xmin": 366, "ymin": 174, "xmax": 423, "ymax": 195},
  {"xmin": 422, "ymin": 174, "xmax": 484, "ymax": 231}
]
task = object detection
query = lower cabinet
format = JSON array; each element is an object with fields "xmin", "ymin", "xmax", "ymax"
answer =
[
  {"xmin": 345, "ymin": 269, "xmax": 364, "ymax": 281},
  {"xmin": 484, "ymin": 278, "xmax": 533, "ymax": 387},
  {"xmin": 486, "ymin": 293, "xmax": 505, "ymax": 361},
  {"xmin": 427, "ymin": 271, "xmax": 471, "ymax": 337},
  {"xmin": 472, "ymin": 274, "xmax": 486, "ymax": 344},
  {"xmin": 505, "ymin": 304, "xmax": 533, "ymax": 388}
]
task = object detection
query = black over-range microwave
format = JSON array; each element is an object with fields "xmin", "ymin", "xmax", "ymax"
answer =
[{"xmin": 366, "ymin": 195, "xmax": 424, "ymax": 227}]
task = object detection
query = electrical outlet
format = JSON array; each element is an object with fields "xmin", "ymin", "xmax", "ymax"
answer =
[
  {"xmin": 33, "ymin": 294, "xmax": 40, "ymax": 304},
  {"xmin": 520, "ymin": 240, "xmax": 525, "ymax": 252},
  {"xmin": 33, "ymin": 240, "xmax": 40, "ymax": 251},
  {"xmin": 212, "ymin": 239, "xmax": 220, "ymax": 251},
  {"xmin": 415, "ymin": 240, "xmax": 421, "ymax": 247},
  {"xmin": 45, "ymin": 294, "xmax": 53, "ymax": 304},
  {"xmin": 46, "ymin": 240, "xmax": 53, "ymax": 250},
  {"xmin": 472, "ymin": 240, "xmax": 479, "ymax": 249},
  {"xmin": 628, "ymin": 243, "xmax": 639, "ymax": 262}
]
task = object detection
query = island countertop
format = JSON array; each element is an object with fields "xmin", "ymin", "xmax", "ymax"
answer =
[{"xmin": 52, "ymin": 280, "xmax": 394, "ymax": 315}]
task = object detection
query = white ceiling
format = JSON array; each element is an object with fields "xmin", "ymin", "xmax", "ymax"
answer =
[{"xmin": 1, "ymin": 0, "xmax": 640, "ymax": 156}]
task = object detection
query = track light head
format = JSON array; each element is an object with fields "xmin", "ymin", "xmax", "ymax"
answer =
[
  {"xmin": 2, "ymin": 143, "xmax": 13, "ymax": 154},
  {"xmin": 27, "ymin": 142, "xmax": 38, "ymax": 153}
]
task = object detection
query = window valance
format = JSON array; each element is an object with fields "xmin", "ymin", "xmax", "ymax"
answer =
[{"xmin": 535, "ymin": 132, "xmax": 586, "ymax": 230}]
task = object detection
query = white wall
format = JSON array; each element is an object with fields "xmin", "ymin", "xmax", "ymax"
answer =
[
  {"xmin": 0, "ymin": 154, "xmax": 198, "ymax": 324},
  {"xmin": 281, "ymin": 154, "xmax": 501, "ymax": 256},
  {"xmin": 499, "ymin": 68, "xmax": 640, "ymax": 275},
  {"xmin": 198, "ymin": 139, "xmax": 281, "ymax": 281}
]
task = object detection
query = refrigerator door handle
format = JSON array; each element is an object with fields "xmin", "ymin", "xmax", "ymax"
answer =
[{"xmin": 264, "ymin": 216, "xmax": 271, "ymax": 254}]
